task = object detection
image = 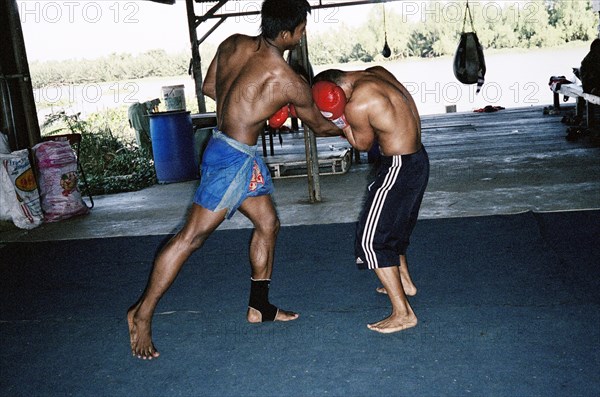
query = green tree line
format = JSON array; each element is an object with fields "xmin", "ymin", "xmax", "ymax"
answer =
[
  {"xmin": 29, "ymin": 48, "xmax": 208, "ymax": 89},
  {"xmin": 30, "ymin": 0, "xmax": 598, "ymax": 88}
]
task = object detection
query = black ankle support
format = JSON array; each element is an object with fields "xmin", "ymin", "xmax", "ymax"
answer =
[{"xmin": 248, "ymin": 278, "xmax": 278, "ymax": 322}]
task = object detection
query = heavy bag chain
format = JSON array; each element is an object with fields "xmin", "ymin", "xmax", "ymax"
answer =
[{"xmin": 462, "ymin": 1, "xmax": 476, "ymax": 33}]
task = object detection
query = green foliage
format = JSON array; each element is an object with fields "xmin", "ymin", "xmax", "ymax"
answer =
[
  {"xmin": 549, "ymin": 0, "xmax": 598, "ymax": 42},
  {"xmin": 40, "ymin": 110, "xmax": 156, "ymax": 196},
  {"xmin": 307, "ymin": 0, "xmax": 598, "ymax": 64},
  {"xmin": 30, "ymin": 50, "xmax": 191, "ymax": 89},
  {"xmin": 41, "ymin": 111, "xmax": 89, "ymax": 136},
  {"xmin": 80, "ymin": 129, "xmax": 156, "ymax": 196},
  {"xmin": 86, "ymin": 107, "xmax": 132, "ymax": 141}
]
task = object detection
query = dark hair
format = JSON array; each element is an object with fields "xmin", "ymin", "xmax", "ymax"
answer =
[
  {"xmin": 261, "ymin": 0, "xmax": 311, "ymax": 40},
  {"xmin": 591, "ymin": 38, "xmax": 600, "ymax": 52},
  {"xmin": 312, "ymin": 69, "xmax": 345, "ymax": 85}
]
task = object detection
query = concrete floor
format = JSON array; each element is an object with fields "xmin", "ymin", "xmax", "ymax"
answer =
[{"xmin": 1, "ymin": 105, "xmax": 598, "ymax": 243}]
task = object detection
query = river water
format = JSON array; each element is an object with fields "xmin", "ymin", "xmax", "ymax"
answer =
[{"xmin": 33, "ymin": 44, "xmax": 591, "ymax": 121}]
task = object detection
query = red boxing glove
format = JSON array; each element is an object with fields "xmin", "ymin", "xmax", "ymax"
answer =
[
  {"xmin": 268, "ymin": 105, "xmax": 289, "ymax": 129},
  {"xmin": 312, "ymin": 81, "xmax": 348, "ymax": 128},
  {"xmin": 289, "ymin": 104, "xmax": 298, "ymax": 118}
]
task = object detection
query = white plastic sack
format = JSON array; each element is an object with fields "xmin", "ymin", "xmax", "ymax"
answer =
[
  {"xmin": 33, "ymin": 140, "xmax": 89, "ymax": 222},
  {"xmin": 0, "ymin": 149, "xmax": 43, "ymax": 229}
]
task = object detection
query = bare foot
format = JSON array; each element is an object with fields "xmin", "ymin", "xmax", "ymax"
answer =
[
  {"xmin": 247, "ymin": 307, "xmax": 299, "ymax": 323},
  {"xmin": 127, "ymin": 305, "xmax": 160, "ymax": 360},
  {"xmin": 367, "ymin": 312, "xmax": 418, "ymax": 334}
]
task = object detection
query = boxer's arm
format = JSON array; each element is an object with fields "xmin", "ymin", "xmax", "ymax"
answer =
[
  {"xmin": 202, "ymin": 52, "xmax": 218, "ymax": 101},
  {"xmin": 298, "ymin": 103, "xmax": 342, "ymax": 137},
  {"xmin": 341, "ymin": 125, "xmax": 357, "ymax": 146},
  {"xmin": 343, "ymin": 102, "xmax": 376, "ymax": 151}
]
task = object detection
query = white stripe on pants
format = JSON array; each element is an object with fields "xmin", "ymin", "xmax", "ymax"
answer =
[{"xmin": 360, "ymin": 155, "xmax": 403, "ymax": 269}]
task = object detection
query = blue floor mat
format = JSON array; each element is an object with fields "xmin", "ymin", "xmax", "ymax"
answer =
[{"xmin": 1, "ymin": 210, "xmax": 598, "ymax": 396}]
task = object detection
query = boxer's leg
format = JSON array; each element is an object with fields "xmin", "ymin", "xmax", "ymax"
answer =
[
  {"xmin": 128, "ymin": 203, "xmax": 227, "ymax": 359},
  {"xmin": 238, "ymin": 194, "xmax": 298, "ymax": 323},
  {"xmin": 376, "ymin": 255, "xmax": 417, "ymax": 296}
]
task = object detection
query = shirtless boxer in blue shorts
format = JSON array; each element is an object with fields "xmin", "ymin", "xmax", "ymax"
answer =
[
  {"xmin": 127, "ymin": 0, "xmax": 341, "ymax": 360},
  {"xmin": 312, "ymin": 67, "xmax": 429, "ymax": 333}
]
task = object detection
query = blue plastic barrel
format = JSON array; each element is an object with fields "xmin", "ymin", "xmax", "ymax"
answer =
[{"xmin": 149, "ymin": 111, "xmax": 198, "ymax": 183}]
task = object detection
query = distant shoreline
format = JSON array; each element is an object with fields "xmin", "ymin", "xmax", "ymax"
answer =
[{"xmin": 34, "ymin": 43, "xmax": 592, "ymax": 119}]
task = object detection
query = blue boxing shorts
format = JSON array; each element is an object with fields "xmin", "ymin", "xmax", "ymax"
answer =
[
  {"xmin": 193, "ymin": 130, "xmax": 274, "ymax": 219},
  {"xmin": 355, "ymin": 146, "xmax": 429, "ymax": 270}
]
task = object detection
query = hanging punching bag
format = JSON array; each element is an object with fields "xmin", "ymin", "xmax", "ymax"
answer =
[
  {"xmin": 381, "ymin": 4, "xmax": 391, "ymax": 58},
  {"xmin": 382, "ymin": 38, "xmax": 391, "ymax": 58}
]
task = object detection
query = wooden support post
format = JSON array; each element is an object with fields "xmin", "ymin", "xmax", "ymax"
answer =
[
  {"xmin": 185, "ymin": 0, "xmax": 207, "ymax": 114},
  {"xmin": 576, "ymin": 96, "xmax": 586, "ymax": 118},
  {"xmin": 303, "ymin": 124, "xmax": 321, "ymax": 202},
  {"xmin": 0, "ymin": 0, "xmax": 41, "ymax": 150},
  {"xmin": 553, "ymin": 92, "xmax": 560, "ymax": 109},
  {"xmin": 588, "ymin": 102, "xmax": 599, "ymax": 128},
  {"xmin": 292, "ymin": 34, "xmax": 321, "ymax": 203}
]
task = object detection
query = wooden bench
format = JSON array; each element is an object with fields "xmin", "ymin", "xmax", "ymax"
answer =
[
  {"xmin": 265, "ymin": 148, "xmax": 352, "ymax": 179},
  {"xmin": 551, "ymin": 82, "xmax": 600, "ymax": 127}
]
